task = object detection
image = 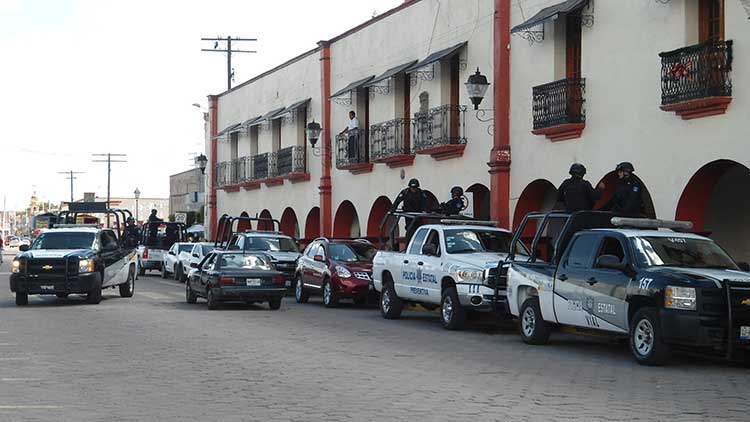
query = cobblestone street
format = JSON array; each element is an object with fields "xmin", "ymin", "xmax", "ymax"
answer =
[{"xmin": 0, "ymin": 249, "xmax": 748, "ymax": 422}]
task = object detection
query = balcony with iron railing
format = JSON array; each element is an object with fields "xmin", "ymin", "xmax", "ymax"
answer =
[
  {"xmin": 336, "ymin": 128, "xmax": 373, "ymax": 174},
  {"xmin": 412, "ymin": 105, "xmax": 467, "ymax": 160},
  {"xmin": 275, "ymin": 145, "xmax": 310, "ymax": 183},
  {"xmin": 659, "ymin": 39, "xmax": 733, "ymax": 120},
  {"xmin": 369, "ymin": 118, "xmax": 414, "ymax": 168},
  {"xmin": 215, "ymin": 159, "xmax": 241, "ymax": 192},
  {"xmin": 531, "ymin": 78, "xmax": 586, "ymax": 141},
  {"xmin": 216, "ymin": 148, "xmax": 310, "ymax": 192}
]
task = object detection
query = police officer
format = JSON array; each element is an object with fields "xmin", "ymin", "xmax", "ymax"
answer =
[
  {"xmin": 600, "ymin": 162, "xmax": 644, "ymax": 217},
  {"xmin": 556, "ymin": 163, "xmax": 605, "ymax": 212},
  {"xmin": 439, "ymin": 186, "xmax": 465, "ymax": 216},
  {"xmin": 390, "ymin": 178, "xmax": 428, "ymax": 213},
  {"xmin": 147, "ymin": 209, "xmax": 163, "ymax": 244},
  {"xmin": 123, "ymin": 217, "xmax": 140, "ymax": 248}
]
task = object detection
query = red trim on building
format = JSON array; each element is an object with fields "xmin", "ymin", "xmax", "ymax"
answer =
[
  {"xmin": 280, "ymin": 208, "xmax": 299, "ymax": 238},
  {"xmin": 374, "ymin": 154, "xmax": 415, "ymax": 168},
  {"xmin": 319, "ymin": 41, "xmax": 333, "ymax": 237},
  {"xmin": 367, "ymin": 196, "xmax": 393, "ymax": 238},
  {"xmin": 305, "ymin": 207, "xmax": 321, "ymax": 239},
  {"xmin": 489, "ymin": 0, "xmax": 511, "ymax": 229},
  {"xmin": 208, "ymin": 95, "xmax": 219, "ymax": 240},
  {"xmin": 660, "ymin": 96, "xmax": 731, "ymax": 120},
  {"xmin": 337, "ymin": 162, "xmax": 374, "ymax": 174},
  {"xmin": 675, "ymin": 160, "xmax": 735, "ymax": 232},
  {"xmin": 416, "ymin": 144, "xmax": 466, "ymax": 161},
  {"xmin": 531, "ymin": 123, "xmax": 586, "ymax": 141},
  {"xmin": 258, "ymin": 209, "xmax": 274, "ymax": 231},
  {"xmin": 333, "ymin": 201, "xmax": 359, "ymax": 238}
]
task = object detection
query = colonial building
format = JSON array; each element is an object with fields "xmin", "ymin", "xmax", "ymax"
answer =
[
  {"xmin": 205, "ymin": 0, "xmax": 750, "ymax": 260},
  {"xmin": 169, "ymin": 168, "xmax": 205, "ymax": 216}
]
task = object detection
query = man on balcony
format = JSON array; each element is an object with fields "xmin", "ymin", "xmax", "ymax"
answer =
[{"xmin": 340, "ymin": 110, "xmax": 360, "ymax": 161}]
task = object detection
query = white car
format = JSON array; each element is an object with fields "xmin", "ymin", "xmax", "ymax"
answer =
[
  {"xmin": 184, "ymin": 243, "xmax": 216, "ymax": 279},
  {"xmin": 162, "ymin": 242, "xmax": 195, "ymax": 281},
  {"xmin": 8, "ymin": 237, "xmax": 20, "ymax": 247}
]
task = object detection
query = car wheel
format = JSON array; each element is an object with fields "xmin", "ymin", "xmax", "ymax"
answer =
[
  {"xmin": 519, "ymin": 298, "xmax": 551, "ymax": 345},
  {"xmin": 440, "ymin": 287, "xmax": 466, "ymax": 330},
  {"xmin": 185, "ymin": 280, "xmax": 197, "ymax": 304},
  {"xmin": 380, "ymin": 282, "xmax": 403, "ymax": 319},
  {"xmin": 322, "ymin": 280, "xmax": 339, "ymax": 308},
  {"xmin": 15, "ymin": 292, "xmax": 28, "ymax": 306},
  {"xmin": 86, "ymin": 276, "xmax": 103, "ymax": 304},
  {"xmin": 174, "ymin": 265, "xmax": 181, "ymax": 281},
  {"xmin": 161, "ymin": 263, "xmax": 169, "ymax": 278},
  {"xmin": 180, "ymin": 266, "xmax": 188, "ymax": 282},
  {"xmin": 630, "ymin": 307, "xmax": 670, "ymax": 366},
  {"xmin": 119, "ymin": 268, "xmax": 135, "ymax": 298},
  {"xmin": 268, "ymin": 297, "xmax": 282, "ymax": 310},
  {"xmin": 295, "ymin": 276, "xmax": 309, "ymax": 304},
  {"xmin": 206, "ymin": 288, "xmax": 218, "ymax": 310}
]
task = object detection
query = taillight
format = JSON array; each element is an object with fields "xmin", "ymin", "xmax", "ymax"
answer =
[
  {"xmin": 274, "ymin": 275, "xmax": 286, "ymax": 284},
  {"xmin": 219, "ymin": 277, "xmax": 234, "ymax": 285},
  {"xmin": 143, "ymin": 249, "xmax": 149, "ymax": 259}
]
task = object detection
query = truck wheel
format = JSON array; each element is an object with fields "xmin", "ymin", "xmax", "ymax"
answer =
[
  {"xmin": 206, "ymin": 288, "xmax": 218, "ymax": 310},
  {"xmin": 119, "ymin": 269, "xmax": 135, "ymax": 298},
  {"xmin": 15, "ymin": 292, "xmax": 28, "ymax": 306},
  {"xmin": 185, "ymin": 280, "xmax": 197, "ymax": 304},
  {"xmin": 630, "ymin": 307, "xmax": 671, "ymax": 366},
  {"xmin": 294, "ymin": 276, "xmax": 309, "ymax": 303},
  {"xmin": 519, "ymin": 298, "xmax": 551, "ymax": 345},
  {"xmin": 380, "ymin": 282, "xmax": 403, "ymax": 319},
  {"xmin": 268, "ymin": 297, "xmax": 282, "ymax": 310},
  {"xmin": 86, "ymin": 277, "xmax": 103, "ymax": 304},
  {"xmin": 322, "ymin": 280, "xmax": 339, "ymax": 308},
  {"xmin": 440, "ymin": 287, "xmax": 466, "ymax": 330}
]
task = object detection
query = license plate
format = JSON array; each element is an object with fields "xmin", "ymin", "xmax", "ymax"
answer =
[
  {"xmin": 246, "ymin": 279, "xmax": 262, "ymax": 287},
  {"xmin": 40, "ymin": 285, "xmax": 55, "ymax": 291},
  {"xmin": 285, "ymin": 280, "xmax": 291, "ymax": 287},
  {"xmin": 740, "ymin": 326, "xmax": 750, "ymax": 340}
]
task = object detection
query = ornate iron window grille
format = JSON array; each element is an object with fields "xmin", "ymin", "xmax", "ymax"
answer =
[
  {"xmin": 276, "ymin": 146, "xmax": 306, "ymax": 176},
  {"xmin": 659, "ymin": 40, "xmax": 733, "ymax": 106},
  {"xmin": 411, "ymin": 105, "xmax": 467, "ymax": 152},
  {"xmin": 370, "ymin": 118, "xmax": 411, "ymax": 161},
  {"xmin": 532, "ymin": 78, "xmax": 586, "ymax": 130},
  {"xmin": 335, "ymin": 128, "xmax": 369, "ymax": 168}
]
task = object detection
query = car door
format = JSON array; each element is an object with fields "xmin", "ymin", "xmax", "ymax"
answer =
[
  {"xmin": 99, "ymin": 230, "xmax": 120, "ymax": 287},
  {"xmin": 199, "ymin": 253, "xmax": 218, "ymax": 291},
  {"xmin": 309, "ymin": 243, "xmax": 328, "ymax": 289},
  {"xmin": 553, "ymin": 232, "xmax": 600, "ymax": 327},
  {"xmin": 414, "ymin": 229, "xmax": 443, "ymax": 301},
  {"xmin": 397, "ymin": 228, "xmax": 429, "ymax": 300},
  {"xmin": 190, "ymin": 244, "xmax": 202, "ymax": 268},
  {"xmin": 298, "ymin": 242, "xmax": 316, "ymax": 285}
]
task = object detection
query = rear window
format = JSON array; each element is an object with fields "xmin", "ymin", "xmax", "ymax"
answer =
[
  {"xmin": 219, "ymin": 254, "xmax": 272, "ymax": 270},
  {"xmin": 178, "ymin": 245, "xmax": 193, "ymax": 253},
  {"xmin": 201, "ymin": 245, "xmax": 215, "ymax": 255},
  {"xmin": 243, "ymin": 236, "xmax": 299, "ymax": 253}
]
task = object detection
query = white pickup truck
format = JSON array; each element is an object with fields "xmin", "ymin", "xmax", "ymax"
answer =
[{"xmin": 372, "ymin": 221, "xmax": 525, "ymax": 329}]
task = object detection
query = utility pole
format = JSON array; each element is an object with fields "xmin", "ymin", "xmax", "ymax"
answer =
[
  {"xmin": 201, "ymin": 36, "xmax": 257, "ymax": 91},
  {"xmin": 92, "ymin": 153, "xmax": 127, "ymax": 226},
  {"xmin": 58, "ymin": 170, "xmax": 84, "ymax": 204}
]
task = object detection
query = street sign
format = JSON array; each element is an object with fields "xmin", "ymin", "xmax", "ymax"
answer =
[
  {"xmin": 174, "ymin": 212, "xmax": 187, "ymax": 224},
  {"xmin": 460, "ymin": 192, "xmax": 474, "ymax": 218}
]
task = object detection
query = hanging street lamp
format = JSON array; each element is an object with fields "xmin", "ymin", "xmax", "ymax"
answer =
[{"xmin": 465, "ymin": 68, "xmax": 491, "ymax": 110}]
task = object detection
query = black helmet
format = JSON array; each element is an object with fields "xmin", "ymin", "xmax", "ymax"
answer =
[
  {"xmin": 126, "ymin": 217, "xmax": 135, "ymax": 223},
  {"xmin": 408, "ymin": 178, "xmax": 420, "ymax": 188},
  {"xmin": 616, "ymin": 162, "xmax": 635, "ymax": 173},
  {"xmin": 569, "ymin": 163, "xmax": 586, "ymax": 177},
  {"xmin": 450, "ymin": 186, "xmax": 464, "ymax": 197}
]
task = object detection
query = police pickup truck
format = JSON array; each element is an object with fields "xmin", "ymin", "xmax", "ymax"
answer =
[
  {"xmin": 372, "ymin": 212, "xmax": 525, "ymax": 329},
  {"xmin": 9, "ymin": 225, "xmax": 137, "ymax": 306},
  {"xmin": 505, "ymin": 211, "xmax": 750, "ymax": 365},
  {"xmin": 137, "ymin": 221, "xmax": 185, "ymax": 276}
]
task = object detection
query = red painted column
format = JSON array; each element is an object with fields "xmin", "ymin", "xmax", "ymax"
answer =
[
  {"xmin": 318, "ymin": 41, "xmax": 333, "ymax": 237},
  {"xmin": 488, "ymin": 0, "xmax": 512, "ymax": 228},
  {"xmin": 208, "ymin": 95, "xmax": 219, "ymax": 240}
]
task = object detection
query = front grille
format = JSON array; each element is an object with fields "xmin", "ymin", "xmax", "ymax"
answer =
[
  {"xmin": 485, "ymin": 264, "xmax": 507, "ymax": 290},
  {"xmin": 25, "ymin": 258, "xmax": 77, "ymax": 278}
]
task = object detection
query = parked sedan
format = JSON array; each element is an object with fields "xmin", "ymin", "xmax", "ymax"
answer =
[
  {"xmin": 294, "ymin": 239, "xmax": 376, "ymax": 307},
  {"xmin": 182, "ymin": 242, "xmax": 215, "ymax": 282},
  {"xmin": 186, "ymin": 251, "xmax": 287, "ymax": 310},
  {"xmin": 162, "ymin": 242, "xmax": 195, "ymax": 280}
]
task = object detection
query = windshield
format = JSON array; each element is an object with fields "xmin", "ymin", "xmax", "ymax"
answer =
[
  {"xmin": 219, "ymin": 254, "xmax": 272, "ymax": 270},
  {"xmin": 31, "ymin": 232, "xmax": 95, "ymax": 250},
  {"xmin": 631, "ymin": 236, "xmax": 738, "ymax": 270},
  {"xmin": 444, "ymin": 229, "xmax": 517, "ymax": 255},
  {"xmin": 178, "ymin": 244, "xmax": 193, "ymax": 253},
  {"xmin": 243, "ymin": 236, "xmax": 299, "ymax": 253},
  {"xmin": 329, "ymin": 243, "xmax": 376, "ymax": 263},
  {"xmin": 201, "ymin": 245, "xmax": 215, "ymax": 255}
]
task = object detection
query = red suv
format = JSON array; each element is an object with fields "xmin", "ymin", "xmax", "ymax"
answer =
[{"xmin": 294, "ymin": 238, "xmax": 376, "ymax": 307}]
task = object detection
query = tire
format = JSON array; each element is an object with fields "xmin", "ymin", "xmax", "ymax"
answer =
[
  {"xmin": 440, "ymin": 287, "xmax": 466, "ymax": 330},
  {"xmin": 294, "ymin": 276, "xmax": 309, "ymax": 304},
  {"xmin": 119, "ymin": 268, "xmax": 135, "ymax": 298},
  {"xmin": 519, "ymin": 298, "xmax": 551, "ymax": 345},
  {"xmin": 268, "ymin": 297, "xmax": 282, "ymax": 310},
  {"xmin": 180, "ymin": 266, "xmax": 188, "ymax": 282},
  {"xmin": 322, "ymin": 280, "xmax": 339, "ymax": 308},
  {"xmin": 174, "ymin": 265, "xmax": 181, "ymax": 281},
  {"xmin": 161, "ymin": 263, "xmax": 169, "ymax": 278},
  {"xmin": 629, "ymin": 307, "xmax": 671, "ymax": 366},
  {"xmin": 15, "ymin": 292, "xmax": 28, "ymax": 306},
  {"xmin": 206, "ymin": 288, "xmax": 219, "ymax": 310},
  {"xmin": 86, "ymin": 276, "xmax": 103, "ymax": 304},
  {"xmin": 380, "ymin": 281, "xmax": 403, "ymax": 319},
  {"xmin": 185, "ymin": 280, "xmax": 197, "ymax": 304}
]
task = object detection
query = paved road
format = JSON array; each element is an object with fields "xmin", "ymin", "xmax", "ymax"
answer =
[{"xmin": 0, "ymin": 247, "xmax": 748, "ymax": 421}]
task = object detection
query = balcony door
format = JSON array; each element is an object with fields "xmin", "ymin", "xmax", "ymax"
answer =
[
  {"xmin": 566, "ymin": 13, "xmax": 582, "ymax": 121},
  {"xmin": 700, "ymin": 0, "xmax": 724, "ymax": 43}
]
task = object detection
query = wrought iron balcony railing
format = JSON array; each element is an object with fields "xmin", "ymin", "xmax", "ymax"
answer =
[
  {"xmin": 412, "ymin": 105, "xmax": 466, "ymax": 152},
  {"xmin": 252, "ymin": 152, "xmax": 271, "ymax": 180},
  {"xmin": 532, "ymin": 78, "xmax": 586, "ymax": 130},
  {"xmin": 215, "ymin": 159, "xmax": 241, "ymax": 187},
  {"xmin": 236, "ymin": 156, "xmax": 252, "ymax": 183},
  {"xmin": 370, "ymin": 118, "xmax": 411, "ymax": 161},
  {"xmin": 276, "ymin": 145, "xmax": 306, "ymax": 176},
  {"xmin": 336, "ymin": 128, "xmax": 369, "ymax": 168},
  {"xmin": 659, "ymin": 40, "xmax": 733, "ymax": 107}
]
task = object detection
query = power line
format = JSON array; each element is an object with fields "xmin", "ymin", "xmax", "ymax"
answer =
[
  {"xmin": 201, "ymin": 36, "xmax": 258, "ymax": 91},
  {"xmin": 57, "ymin": 170, "xmax": 85, "ymax": 203},
  {"xmin": 92, "ymin": 153, "xmax": 127, "ymax": 226}
]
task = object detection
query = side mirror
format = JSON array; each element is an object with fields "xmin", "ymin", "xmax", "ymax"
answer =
[
  {"xmin": 19, "ymin": 244, "xmax": 29, "ymax": 252},
  {"xmin": 190, "ymin": 263, "xmax": 198, "ymax": 268},
  {"xmin": 168, "ymin": 251, "xmax": 175, "ymax": 256},
  {"xmin": 313, "ymin": 255, "xmax": 324, "ymax": 262},
  {"xmin": 738, "ymin": 262, "xmax": 750, "ymax": 272},
  {"xmin": 422, "ymin": 243, "xmax": 438, "ymax": 257},
  {"xmin": 596, "ymin": 255, "xmax": 626, "ymax": 271},
  {"xmin": 192, "ymin": 253, "xmax": 199, "ymax": 258}
]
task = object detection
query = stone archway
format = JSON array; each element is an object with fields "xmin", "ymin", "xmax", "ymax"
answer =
[
  {"xmin": 257, "ymin": 209, "xmax": 274, "ymax": 231},
  {"xmin": 333, "ymin": 201, "xmax": 361, "ymax": 238},
  {"xmin": 280, "ymin": 208, "xmax": 300, "ymax": 239},
  {"xmin": 304, "ymin": 207, "xmax": 320, "ymax": 240},
  {"xmin": 466, "ymin": 183, "xmax": 490, "ymax": 221}
]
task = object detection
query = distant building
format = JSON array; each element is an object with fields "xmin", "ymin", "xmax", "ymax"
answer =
[
  {"xmin": 64, "ymin": 195, "xmax": 170, "ymax": 224},
  {"xmin": 169, "ymin": 168, "xmax": 205, "ymax": 215}
]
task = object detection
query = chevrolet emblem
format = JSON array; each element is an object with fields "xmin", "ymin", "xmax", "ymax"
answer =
[
  {"xmin": 741, "ymin": 299, "xmax": 750, "ymax": 307},
  {"xmin": 42, "ymin": 265, "xmax": 53, "ymax": 270}
]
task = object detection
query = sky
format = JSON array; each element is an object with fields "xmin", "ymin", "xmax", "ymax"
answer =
[{"xmin": 0, "ymin": 0, "xmax": 403, "ymax": 210}]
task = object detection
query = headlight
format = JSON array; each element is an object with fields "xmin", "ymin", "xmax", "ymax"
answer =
[
  {"xmin": 665, "ymin": 286, "xmax": 696, "ymax": 311},
  {"xmin": 11, "ymin": 259, "xmax": 20, "ymax": 273},
  {"xmin": 335, "ymin": 266, "xmax": 352, "ymax": 278},
  {"xmin": 79, "ymin": 259, "xmax": 95, "ymax": 273},
  {"xmin": 456, "ymin": 268, "xmax": 484, "ymax": 283}
]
